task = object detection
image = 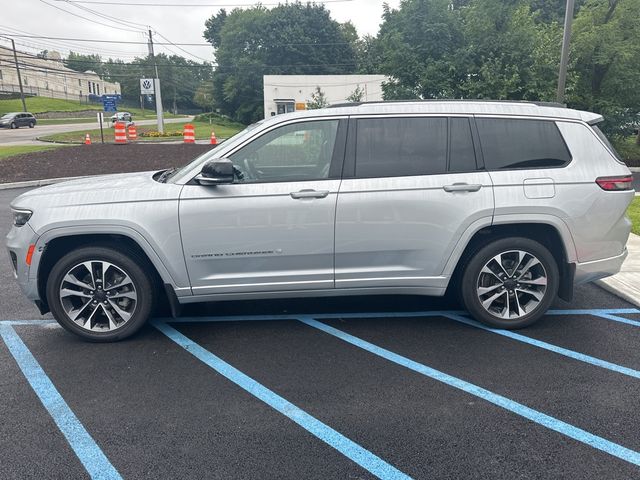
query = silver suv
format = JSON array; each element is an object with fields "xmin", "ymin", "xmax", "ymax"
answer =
[{"xmin": 6, "ymin": 101, "xmax": 634, "ymax": 341}]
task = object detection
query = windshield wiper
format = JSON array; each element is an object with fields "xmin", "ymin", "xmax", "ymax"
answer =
[{"xmin": 157, "ymin": 167, "xmax": 179, "ymax": 183}]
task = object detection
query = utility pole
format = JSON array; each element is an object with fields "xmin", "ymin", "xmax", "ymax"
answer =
[
  {"xmin": 556, "ymin": 0, "xmax": 576, "ymax": 104},
  {"xmin": 5, "ymin": 37, "xmax": 27, "ymax": 112},
  {"xmin": 148, "ymin": 29, "xmax": 164, "ymax": 133}
]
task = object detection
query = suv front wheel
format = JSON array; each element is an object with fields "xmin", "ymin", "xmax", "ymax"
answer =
[
  {"xmin": 46, "ymin": 245, "xmax": 155, "ymax": 341},
  {"xmin": 460, "ymin": 237, "xmax": 558, "ymax": 329}
]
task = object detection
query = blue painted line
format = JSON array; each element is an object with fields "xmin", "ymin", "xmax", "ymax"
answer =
[
  {"xmin": 592, "ymin": 312, "xmax": 640, "ymax": 328},
  {"xmin": 547, "ymin": 308, "xmax": 640, "ymax": 316},
  {"xmin": 442, "ymin": 313, "xmax": 640, "ymax": 380},
  {"xmin": 0, "ymin": 319, "xmax": 57, "ymax": 325},
  {"xmin": 0, "ymin": 323, "xmax": 122, "ymax": 480},
  {"xmin": 152, "ymin": 320, "xmax": 412, "ymax": 480},
  {"xmin": 299, "ymin": 317, "xmax": 640, "ymax": 467}
]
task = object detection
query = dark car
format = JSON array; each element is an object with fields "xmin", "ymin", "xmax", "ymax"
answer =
[{"xmin": 0, "ymin": 112, "xmax": 37, "ymax": 129}]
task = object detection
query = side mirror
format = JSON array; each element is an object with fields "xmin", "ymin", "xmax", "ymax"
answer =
[{"xmin": 196, "ymin": 158, "xmax": 234, "ymax": 186}]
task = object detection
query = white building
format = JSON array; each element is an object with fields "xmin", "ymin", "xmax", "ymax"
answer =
[
  {"xmin": 0, "ymin": 46, "xmax": 121, "ymax": 102},
  {"xmin": 263, "ymin": 74, "xmax": 387, "ymax": 118}
]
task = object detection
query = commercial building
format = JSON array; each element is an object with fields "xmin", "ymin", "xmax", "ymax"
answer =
[
  {"xmin": 0, "ymin": 46, "xmax": 120, "ymax": 102},
  {"xmin": 263, "ymin": 74, "xmax": 387, "ymax": 118}
]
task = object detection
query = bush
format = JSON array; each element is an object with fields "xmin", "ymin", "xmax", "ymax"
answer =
[
  {"xmin": 193, "ymin": 112, "xmax": 243, "ymax": 127},
  {"xmin": 139, "ymin": 130, "xmax": 183, "ymax": 138}
]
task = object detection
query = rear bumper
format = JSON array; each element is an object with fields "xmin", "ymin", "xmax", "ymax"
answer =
[{"xmin": 574, "ymin": 248, "xmax": 628, "ymax": 285}]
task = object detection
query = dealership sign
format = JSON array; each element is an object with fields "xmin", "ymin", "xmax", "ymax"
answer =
[{"xmin": 140, "ymin": 78, "xmax": 155, "ymax": 95}]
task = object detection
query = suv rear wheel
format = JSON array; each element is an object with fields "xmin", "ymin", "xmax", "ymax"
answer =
[
  {"xmin": 460, "ymin": 237, "xmax": 558, "ymax": 329},
  {"xmin": 46, "ymin": 246, "xmax": 155, "ymax": 342}
]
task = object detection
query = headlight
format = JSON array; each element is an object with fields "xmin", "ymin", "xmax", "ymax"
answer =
[{"xmin": 12, "ymin": 208, "xmax": 33, "ymax": 227}]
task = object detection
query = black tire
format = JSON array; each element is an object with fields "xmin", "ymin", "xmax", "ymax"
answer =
[
  {"xmin": 46, "ymin": 245, "xmax": 155, "ymax": 342},
  {"xmin": 29, "ymin": 122, "xmax": 35, "ymax": 128},
  {"xmin": 10, "ymin": 122, "xmax": 17, "ymax": 129},
  {"xmin": 460, "ymin": 237, "xmax": 559, "ymax": 329}
]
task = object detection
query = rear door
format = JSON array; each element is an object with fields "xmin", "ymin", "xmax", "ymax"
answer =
[{"xmin": 334, "ymin": 115, "xmax": 494, "ymax": 291}]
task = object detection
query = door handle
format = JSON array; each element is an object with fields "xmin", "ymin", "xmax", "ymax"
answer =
[
  {"xmin": 290, "ymin": 189, "xmax": 330, "ymax": 199},
  {"xmin": 443, "ymin": 183, "xmax": 482, "ymax": 193}
]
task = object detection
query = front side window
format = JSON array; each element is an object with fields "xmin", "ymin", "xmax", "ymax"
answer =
[
  {"xmin": 229, "ymin": 120, "xmax": 340, "ymax": 183},
  {"xmin": 476, "ymin": 118, "xmax": 571, "ymax": 170},
  {"xmin": 355, "ymin": 117, "xmax": 448, "ymax": 178}
]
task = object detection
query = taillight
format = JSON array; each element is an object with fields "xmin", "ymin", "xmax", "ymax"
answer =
[{"xmin": 596, "ymin": 175, "xmax": 634, "ymax": 191}]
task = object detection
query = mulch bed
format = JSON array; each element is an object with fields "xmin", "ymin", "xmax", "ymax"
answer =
[{"xmin": 1, "ymin": 144, "xmax": 216, "ymax": 183}]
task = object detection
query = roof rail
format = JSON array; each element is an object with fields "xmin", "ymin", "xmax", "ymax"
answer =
[{"xmin": 328, "ymin": 99, "xmax": 567, "ymax": 108}]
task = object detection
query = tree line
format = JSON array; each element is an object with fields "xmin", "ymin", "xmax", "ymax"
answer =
[{"xmin": 204, "ymin": 0, "xmax": 639, "ymax": 136}]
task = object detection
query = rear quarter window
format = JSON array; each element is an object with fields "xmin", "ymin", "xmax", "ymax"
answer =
[{"xmin": 476, "ymin": 118, "xmax": 571, "ymax": 170}]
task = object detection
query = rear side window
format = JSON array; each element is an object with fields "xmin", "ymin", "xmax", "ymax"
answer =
[
  {"xmin": 592, "ymin": 125, "xmax": 623, "ymax": 162},
  {"xmin": 476, "ymin": 118, "xmax": 571, "ymax": 170},
  {"xmin": 355, "ymin": 117, "xmax": 447, "ymax": 178}
]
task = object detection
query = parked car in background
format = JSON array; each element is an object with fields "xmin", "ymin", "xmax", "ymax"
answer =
[
  {"xmin": 0, "ymin": 112, "xmax": 36, "ymax": 129},
  {"xmin": 110, "ymin": 112, "xmax": 133, "ymax": 126},
  {"xmin": 6, "ymin": 100, "xmax": 634, "ymax": 342}
]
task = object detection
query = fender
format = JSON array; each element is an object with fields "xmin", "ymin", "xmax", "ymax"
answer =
[
  {"xmin": 30, "ymin": 224, "xmax": 192, "ymax": 297},
  {"xmin": 442, "ymin": 213, "xmax": 578, "ymax": 278}
]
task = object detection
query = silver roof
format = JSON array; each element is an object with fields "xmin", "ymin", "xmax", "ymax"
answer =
[{"xmin": 266, "ymin": 100, "xmax": 602, "ymax": 124}]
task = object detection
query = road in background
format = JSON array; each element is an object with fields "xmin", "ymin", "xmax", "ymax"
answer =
[{"xmin": 0, "ymin": 117, "xmax": 193, "ymax": 146}]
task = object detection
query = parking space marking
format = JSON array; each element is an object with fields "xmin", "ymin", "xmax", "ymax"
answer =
[
  {"xmin": 0, "ymin": 323, "xmax": 122, "ymax": 480},
  {"xmin": 152, "ymin": 320, "xmax": 412, "ymax": 480},
  {"xmin": 299, "ymin": 316, "xmax": 640, "ymax": 468},
  {"xmin": 591, "ymin": 312, "xmax": 640, "ymax": 328},
  {"xmin": 442, "ymin": 313, "xmax": 640, "ymax": 380}
]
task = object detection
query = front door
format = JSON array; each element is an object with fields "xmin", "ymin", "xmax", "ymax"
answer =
[{"xmin": 179, "ymin": 118, "xmax": 347, "ymax": 296}]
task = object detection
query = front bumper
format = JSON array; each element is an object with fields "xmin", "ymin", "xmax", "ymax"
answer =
[
  {"xmin": 574, "ymin": 248, "xmax": 628, "ymax": 285},
  {"xmin": 6, "ymin": 223, "xmax": 40, "ymax": 301}
]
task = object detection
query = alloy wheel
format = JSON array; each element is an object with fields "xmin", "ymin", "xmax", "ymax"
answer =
[
  {"xmin": 476, "ymin": 250, "xmax": 547, "ymax": 320},
  {"xmin": 59, "ymin": 260, "xmax": 138, "ymax": 332}
]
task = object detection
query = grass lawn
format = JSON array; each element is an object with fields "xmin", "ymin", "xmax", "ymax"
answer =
[
  {"xmin": 39, "ymin": 120, "xmax": 245, "ymax": 143},
  {"xmin": 0, "ymin": 97, "xmax": 182, "ymax": 120},
  {"xmin": 0, "ymin": 144, "xmax": 70, "ymax": 160},
  {"xmin": 628, "ymin": 197, "xmax": 640, "ymax": 236}
]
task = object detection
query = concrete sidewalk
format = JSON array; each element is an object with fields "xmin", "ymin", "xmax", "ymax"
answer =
[{"xmin": 597, "ymin": 233, "xmax": 640, "ymax": 306}]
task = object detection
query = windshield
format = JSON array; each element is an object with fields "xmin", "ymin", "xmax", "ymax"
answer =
[
  {"xmin": 165, "ymin": 120, "xmax": 265, "ymax": 183},
  {"xmin": 1, "ymin": 113, "xmax": 16, "ymax": 119}
]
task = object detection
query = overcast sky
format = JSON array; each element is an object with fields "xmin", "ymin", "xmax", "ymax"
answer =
[{"xmin": 0, "ymin": 0, "xmax": 402, "ymax": 63}]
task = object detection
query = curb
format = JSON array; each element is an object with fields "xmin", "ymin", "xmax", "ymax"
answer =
[
  {"xmin": 0, "ymin": 175, "xmax": 92, "ymax": 191},
  {"xmin": 596, "ymin": 279, "xmax": 640, "ymax": 309}
]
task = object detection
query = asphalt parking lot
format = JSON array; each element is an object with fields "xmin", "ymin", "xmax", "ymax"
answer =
[{"xmin": 2, "ymin": 187, "xmax": 640, "ymax": 479}]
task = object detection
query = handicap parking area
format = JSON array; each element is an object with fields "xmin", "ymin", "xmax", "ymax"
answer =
[{"xmin": 2, "ymin": 286, "xmax": 640, "ymax": 479}]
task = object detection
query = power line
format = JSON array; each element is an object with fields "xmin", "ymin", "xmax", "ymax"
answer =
[
  {"xmin": 0, "ymin": 34, "xmax": 352, "ymax": 47},
  {"xmin": 39, "ymin": 0, "xmax": 144, "ymax": 33},
  {"xmin": 57, "ymin": 0, "xmax": 150, "ymax": 29},
  {"xmin": 153, "ymin": 31, "xmax": 211, "ymax": 63},
  {"xmin": 58, "ymin": 0, "xmax": 354, "ymax": 6}
]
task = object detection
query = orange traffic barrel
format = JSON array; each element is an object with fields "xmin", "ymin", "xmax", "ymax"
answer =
[
  {"xmin": 210, "ymin": 130, "xmax": 217, "ymax": 145},
  {"xmin": 183, "ymin": 124, "xmax": 195, "ymax": 144},
  {"xmin": 128, "ymin": 124, "xmax": 138, "ymax": 141},
  {"xmin": 84, "ymin": 133, "xmax": 91, "ymax": 145},
  {"xmin": 114, "ymin": 122, "xmax": 127, "ymax": 144}
]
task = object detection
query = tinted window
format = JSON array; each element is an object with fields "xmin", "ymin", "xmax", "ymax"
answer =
[
  {"xmin": 229, "ymin": 120, "xmax": 339, "ymax": 183},
  {"xmin": 592, "ymin": 125, "xmax": 623, "ymax": 162},
  {"xmin": 449, "ymin": 118, "xmax": 477, "ymax": 172},
  {"xmin": 476, "ymin": 118, "xmax": 571, "ymax": 170},
  {"xmin": 355, "ymin": 117, "xmax": 447, "ymax": 178}
]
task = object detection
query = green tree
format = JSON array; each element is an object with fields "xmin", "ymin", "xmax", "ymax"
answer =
[
  {"xmin": 204, "ymin": 2, "xmax": 357, "ymax": 123},
  {"xmin": 346, "ymin": 85, "xmax": 364, "ymax": 102},
  {"xmin": 307, "ymin": 86, "xmax": 329, "ymax": 108},
  {"xmin": 568, "ymin": 0, "xmax": 640, "ymax": 136},
  {"xmin": 65, "ymin": 52, "xmax": 105, "ymax": 76},
  {"xmin": 458, "ymin": 0, "xmax": 561, "ymax": 101},
  {"xmin": 376, "ymin": 0, "xmax": 464, "ymax": 99}
]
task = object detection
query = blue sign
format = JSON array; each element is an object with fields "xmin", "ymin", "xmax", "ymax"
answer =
[{"xmin": 102, "ymin": 94, "xmax": 120, "ymax": 112}]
